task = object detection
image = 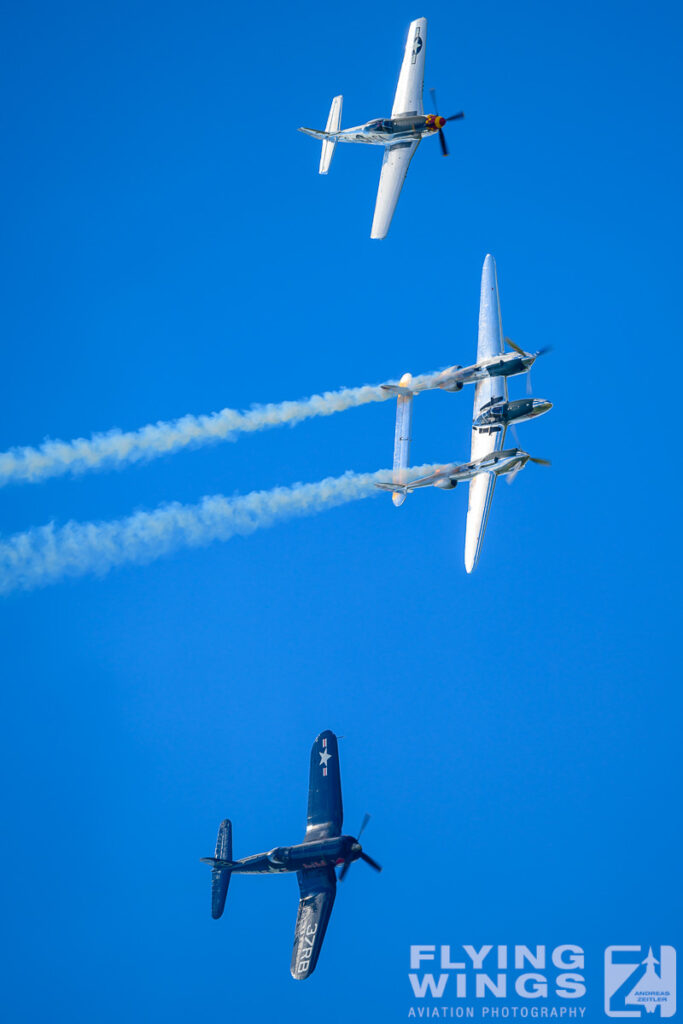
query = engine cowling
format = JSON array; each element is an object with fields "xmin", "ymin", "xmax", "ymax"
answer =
[
  {"xmin": 434, "ymin": 477, "xmax": 457, "ymax": 489},
  {"xmin": 440, "ymin": 365, "xmax": 463, "ymax": 392}
]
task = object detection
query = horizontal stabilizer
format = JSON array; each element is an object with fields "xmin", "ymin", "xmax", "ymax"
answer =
[
  {"xmin": 298, "ymin": 127, "xmax": 328, "ymax": 140},
  {"xmin": 319, "ymin": 95, "xmax": 342, "ymax": 174},
  {"xmin": 205, "ymin": 819, "xmax": 233, "ymax": 919},
  {"xmin": 381, "ymin": 384, "xmax": 414, "ymax": 397},
  {"xmin": 375, "ymin": 482, "xmax": 408, "ymax": 494}
]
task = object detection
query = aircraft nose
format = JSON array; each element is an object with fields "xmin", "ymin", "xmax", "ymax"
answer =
[{"xmin": 435, "ymin": 116, "xmax": 446, "ymax": 128}]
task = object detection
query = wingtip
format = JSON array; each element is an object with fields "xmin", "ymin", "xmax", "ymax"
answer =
[
  {"xmin": 314, "ymin": 728, "xmax": 337, "ymax": 745},
  {"xmin": 370, "ymin": 214, "xmax": 388, "ymax": 240},
  {"xmin": 464, "ymin": 539, "xmax": 481, "ymax": 575}
]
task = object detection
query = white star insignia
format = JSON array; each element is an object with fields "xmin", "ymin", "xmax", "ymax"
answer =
[{"xmin": 319, "ymin": 749, "xmax": 331, "ymax": 767}]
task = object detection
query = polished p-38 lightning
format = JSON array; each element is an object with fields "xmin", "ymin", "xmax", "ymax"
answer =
[
  {"xmin": 299, "ymin": 17, "xmax": 463, "ymax": 238},
  {"xmin": 378, "ymin": 255, "xmax": 552, "ymax": 571},
  {"xmin": 201, "ymin": 730, "xmax": 381, "ymax": 980}
]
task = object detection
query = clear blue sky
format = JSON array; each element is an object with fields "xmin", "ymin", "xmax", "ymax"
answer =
[{"xmin": 0, "ymin": 1, "xmax": 681, "ymax": 1020}]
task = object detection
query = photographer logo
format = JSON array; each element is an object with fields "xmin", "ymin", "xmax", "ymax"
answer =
[{"xmin": 604, "ymin": 946, "xmax": 676, "ymax": 1018}]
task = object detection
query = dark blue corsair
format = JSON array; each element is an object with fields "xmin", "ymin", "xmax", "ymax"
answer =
[{"xmin": 201, "ymin": 730, "xmax": 381, "ymax": 979}]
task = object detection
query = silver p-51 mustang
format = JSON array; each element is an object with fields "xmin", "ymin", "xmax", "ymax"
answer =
[{"xmin": 299, "ymin": 18, "xmax": 463, "ymax": 239}]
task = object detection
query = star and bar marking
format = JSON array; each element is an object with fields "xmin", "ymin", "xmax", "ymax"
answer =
[{"xmin": 319, "ymin": 736, "xmax": 331, "ymax": 775}]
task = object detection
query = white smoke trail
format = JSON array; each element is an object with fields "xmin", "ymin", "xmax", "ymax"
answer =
[
  {"xmin": 0, "ymin": 372, "xmax": 441, "ymax": 488},
  {"xmin": 0, "ymin": 465, "xmax": 436, "ymax": 595}
]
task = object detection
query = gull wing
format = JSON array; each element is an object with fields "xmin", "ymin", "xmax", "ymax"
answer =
[
  {"xmin": 391, "ymin": 17, "xmax": 427, "ymax": 116},
  {"xmin": 305, "ymin": 730, "xmax": 343, "ymax": 841},
  {"xmin": 465, "ymin": 254, "xmax": 508, "ymax": 573},
  {"xmin": 370, "ymin": 140, "xmax": 420, "ymax": 239},
  {"xmin": 290, "ymin": 866, "xmax": 337, "ymax": 980}
]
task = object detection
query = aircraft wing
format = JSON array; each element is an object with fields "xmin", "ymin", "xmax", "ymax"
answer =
[
  {"xmin": 370, "ymin": 140, "xmax": 420, "ymax": 239},
  {"xmin": 290, "ymin": 866, "xmax": 337, "ymax": 980},
  {"xmin": 305, "ymin": 730, "xmax": 343, "ymax": 841},
  {"xmin": 465, "ymin": 254, "xmax": 508, "ymax": 573},
  {"xmin": 391, "ymin": 17, "xmax": 427, "ymax": 116}
]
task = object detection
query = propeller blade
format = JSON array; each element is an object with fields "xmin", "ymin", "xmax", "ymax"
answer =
[
  {"xmin": 504, "ymin": 336, "xmax": 527, "ymax": 356},
  {"xmin": 438, "ymin": 129, "xmax": 449, "ymax": 156},
  {"xmin": 505, "ymin": 463, "xmax": 523, "ymax": 486},
  {"xmin": 360, "ymin": 852, "xmax": 382, "ymax": 872},
  {"xmin": 429, "ymin": 87, "xmax": 439, "ymax": 114},
  {"xmin": 339, "ymin": 859, "xmax": 352, "ymax": 881},
  {"xmin": 536, "ymin": 345, "xmax": 553, "ymax": 356},
  {"xmin": 526, "ymin": 369, "xmax": 533, "ymax": 395},
  {"xmin": 511, "ymin": 424, "xmax": 521, "ymax": 447},
  {"xmin": 357, "ymin": 813, "xmax": 371, "ymax": 841},
  {"xmin": 445, "ymin": 111, "xmax": 465, "ymax": 121},
  {"xmin": 529, "ymin": 457, "xmax": 551, "ymax": 466}
]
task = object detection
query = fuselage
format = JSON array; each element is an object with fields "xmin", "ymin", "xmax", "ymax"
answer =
[
  {"xmin": 332, "ymin": 114, "xmax": 443, "ymax": 146},
  {"xmin": 230, "ymin": 835, "xmax": 359, "ymax": 875},
  {"xmin": 473, "ymin": 398, "xmax": 552, "ymax": 431}
]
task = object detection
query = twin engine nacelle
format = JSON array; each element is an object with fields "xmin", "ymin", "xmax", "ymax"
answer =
[
  {"xmin": 439, "ymin": 366, "xmax": 464, "ymax": 392},
  {"xmin": 434, "ymin": 477, "xmax": 457, "ymax": 489}
]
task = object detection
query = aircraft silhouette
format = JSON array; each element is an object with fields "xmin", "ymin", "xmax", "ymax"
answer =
[{"xmin": 201, "ymin": 730, "xmax": 381, "ymax": 979}]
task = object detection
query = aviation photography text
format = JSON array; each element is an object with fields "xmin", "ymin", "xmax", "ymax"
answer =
[{"xmin": 408, "ymin": 944, "xmax": 587, "ymax": 1019}]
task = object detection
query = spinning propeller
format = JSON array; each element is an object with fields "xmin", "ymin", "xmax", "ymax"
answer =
[
  {"xmin": 429, "ymin": 88, "xmax": 464, "ymax": 156},
  {"xmin": 506, "ymin": 454, "xmax": 552, "ymax": 485},
  {"xmin": 339, "ymin": 813, "xmax": 382, "ymax": 881},
  {"xmin": 505, "ymin": 337, "xmax": 553, "ymax": 394}
]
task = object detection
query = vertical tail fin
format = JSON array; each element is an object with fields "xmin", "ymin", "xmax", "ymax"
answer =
[
  {"xmin": 385, "ymin": 373, "xmax": 414, "ymax": 506},
  {"xmin": 210, "ymin": 819, "xmax": 232, "ymax": 919},
  {"xmin": 319, "ymin": 95, "xmax": 343, "ymax": 174}
]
